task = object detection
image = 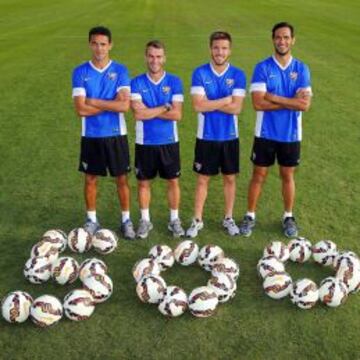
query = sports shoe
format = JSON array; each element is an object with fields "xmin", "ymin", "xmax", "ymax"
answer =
[
  {"xmin": 282, "ymin": 216, "xmax": 299, "ymax": 238},
  {"xmin": 168, "ymin": 218, "xmax": 185, "ymax": 237},
  {"xmin": 120, "ymin": 219, "xmax": 136, "ymax": 240},
  {"xmin": 223, "ymin": 218, "xmax": 240, "ymax": 236},
  {"xmin": 83, "ymin": 218, "xmax": 100, "ymax": 235},
  {"xmin": 239, "ymin": 215, "xmax": 256, "ymax": 237},
  {"xmin": 136, "ymin": 219, "xmax": 153, "ymax": 239},
  {"xmin": 186, "ymin": 218, "xmax": 204, "ymax": 238}
]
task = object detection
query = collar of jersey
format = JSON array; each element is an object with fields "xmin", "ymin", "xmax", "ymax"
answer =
[
  {"xmin": 209, "ymin": 62, "xmax": 230, "ymax": 77},
  {"xmin": 146, "ymin": 71, "xmax": 166, "ymax": 85},
  {"xmin": 89, "ymin": 60, "xmax": 113, "ymax": 73},
  {"xmin": 272, "ymin": 55, "xmax": 293, "ymax": 71}
]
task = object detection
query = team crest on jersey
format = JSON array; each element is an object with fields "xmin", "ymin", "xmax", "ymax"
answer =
[
  {"xmin": 107, "ymin": 72, "xmax": 117, "ymax": 81},
  {"xmin": 290, "ymin": 72, "xmax": 298, "ymax": 80},
  {"xmin": 162, "ymin": 86, "xmax": 170, "ymax": 94},
  {"xmin": 226, "ymin": 78, "xmax": 234, "ymax": 87}
]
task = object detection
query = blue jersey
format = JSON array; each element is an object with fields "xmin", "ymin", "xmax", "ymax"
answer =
[
  {"xmin": 72, "ymin": 60, "xmax": 130, "ymax": 138},
  {"xmin": 191, "ymin": 63, "xmax": 246, "ymax": 141},
  {"xmin": 250, "ymin": 56, "xmax": 312, "ymax": 142},
  {"xmin": 131, "ymin": 72, "xmax": 183, "ymax": 145}
]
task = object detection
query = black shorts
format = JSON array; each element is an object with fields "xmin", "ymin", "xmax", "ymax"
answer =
[
  {"xmin": 79, "ymin": 135, "xmax": 131, "ymax": 177},
  {"xmin": 250, "ymin": 137, "xmax": 300, "ymax": 167},
  {"xmin": 135, "ymin": 143, "xmax": 181, "ymax": 180},
  {"xmin": 193, "ymin": 138, "xmax": 239, "ymax": 175}
]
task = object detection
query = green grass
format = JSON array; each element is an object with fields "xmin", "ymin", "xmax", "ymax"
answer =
[{"xmin": 1, "ymin": 0, "xmax": 360, "ymax": 359}]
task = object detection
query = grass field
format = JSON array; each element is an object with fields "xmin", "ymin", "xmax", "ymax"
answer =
[{"xmin": 1, "ymin": 0, "xmax": 360, "ymax": 359}]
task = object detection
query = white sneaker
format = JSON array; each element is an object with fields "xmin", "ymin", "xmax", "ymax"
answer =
[
  {"xmin": 223, "ymin": 218, "xmax": 240, "ymax": 236},
  {"xmin": 168, "ymin": 218, "xmax": 185, "ymax": 237},
  {"xmin": 186, "ymin": 218, "xmax": 204, "ymax": 238}
]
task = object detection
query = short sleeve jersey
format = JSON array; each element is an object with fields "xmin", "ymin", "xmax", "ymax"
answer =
[
  {"xmin": 250, "ymin": 56, "xmax": 312, "ymax": 142},
  {"xmin": 130, "ymin": 72, "xmax": 184, "ymax": 145},
  {"xmin": 191, "ymin": 63, "xmax": 246, "ymax": 141},
  {"xmin": 72, "ymin": 60, "xmax": 130, "ymax": 138}
]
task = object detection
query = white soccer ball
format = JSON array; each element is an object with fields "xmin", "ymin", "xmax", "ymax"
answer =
[
  {"xmin": 198, "ymin": 245, "xmax": 225, "ymax": 271},
  {"xmin": 30, "ymin": 295, "xmax": 63, "ymax": 327},
  {"xmin": 319, "ymin": 277, "xmax": 348, "ymax": 307},
  {"xmin": 211, "ymin": 257, "xmax": 240, "ymax": 281},
  {"xmin": 79, "ymin": 258, "xmax": 108, "ymax": 282},
  {"xmin": 41, "ymin": 229, "xmax": 67, "ymax": 253},
  {"xmin": 83, "ymin": 274, "xmax": 113, "ymax": 303},
  {"xmin": 24, "ymin": 256, "xmax": 52, "ymax": 284},
  {"xmin": 52, "ymin": 257, "xmax": 79, "ymax": 285},
  {"xmin": 158, "ymin": 286, "xmax": 188, "ymax": 317},
  {"xmin": 188, "ymin": 286, "xmax": 219, "ymax": 317},
  {"xmin": 63, "ymin": 289, "xmax": 95, "ymax": 321},
  {"xmin": 290, "ymin": 279, "xmax": 319, "ymax": 309},
  {"xmin": 312, "ymin": 240, "xmax": 338, "ymax": 266},
  {"xmin": 92, "ymin": 229, "xmax": 118, "ymax": 255},
  {"xmin": 288, "ymin": 237, "xmax": 312, "ymax": 263},
  {"xmin": 174, "ymin": 240, "xmax": 199, "ymax": 266},
  {"xmin": 148, "ymin": 245, "xmax": 175, "ymax": 271},
  {"xmin": 208, "ymin": 273, "xmax": 236, "ymax": 303},
  {"xmin": 257, "ymin": 256, "xmax": 285, "ymax": 279},
  {"xmin": 68, "ymin": 227, "xmax": 92, "ymax": 253},
  {"xmin": 336, "ymin": 266, "xmax": 360, "ymax": 293},
  {"xmin": 136, "ymin": 275, "xmax": 167, "ymax": 304},
  {"xmin": 263, "ymin": 271, "xmax": 292, "ymax": 299},
  {"xmin": 132, "ymin": 258, "xmax": 161, "ymax": 283},
  {"xmin": 333, "ymin": 251, "xmax": 360, "ymax": 272},
  {"xmin": 263, "ymin": 241, "xmax": 290, "ymax": 262},
  {"xmin": 30, "ymin": 241, "xmax": 59, "ymax": 264},
  {"xmin": 1, "ymin": 291, "xmax": 33, "ymax": 323}
]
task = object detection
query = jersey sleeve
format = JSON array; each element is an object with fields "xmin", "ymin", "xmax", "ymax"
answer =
[
  {"xmin": 296, "ymin": 64, "xmax": 313, "ymax": 96},
  {"xmin": 116, "ymin": 66, "xmax": 131, "ymax": 93},
  {"xmin": 250, "ymin": 63, "xmax": 267, "ymax": 93},
  {"xmin": 190, "ymin": 68, "xmax": 205, "ymax": 96},
  {"xmin": 232, "ymin": 70, "xmax": 247, "ymax": 97},
  {"xmin": 130, "ymin": 78, "xmax": 142, "ymax": 101},
  {"xmin": 72, "ymin": 67, "xmax": 86, "ymax": 97},
  {"xmin": 172, "ymin": 76, "xmax": 184, "ymax": 102}
]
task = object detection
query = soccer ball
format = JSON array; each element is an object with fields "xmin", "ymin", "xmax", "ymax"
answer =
[
  {"xmin": 52, "ymin": 257, "xmax": 79, "ymax": 285},
  {"xmin": 263, "ymin": 241, "xmax": 290, "ymax": 262},
  {"xmin": 148, "ymin": 245, "xmax": 175, "ymax": 271},
  {"xmin": 257, "ymin": 256, "xmax": 285, "ymax": 279},
  {"xmin": 82, "ymin": 274, "xmax": 113, "ymax": 303},
  {"xmin": 333, "ymin": 251, "xmax": 360, "ymax": 271},
  {"xmin": 63, "ymin": 289, "xmax": 95, "ymax": 321},
  {"xmin": 136, "ymin": 275, "xmax": 167, "ymax": 304},
  {"xmin": 2, "ymin": 291, "xmax": 33, "ymax": 323},
  {"xmin": 198, "ymin": 245, "xmax": 225, "ymax": 271},
  {"xmin": 158, "ymin": 286, "xmax": 188, "ymax": 317},
  {"xmin": 79, "ymin": 258, "xmax": 108, "ymax": 282},
  {"xmin": 188, "ymin": 286, "xmax": 219, "ymax": 317},
  {"xmin": 132, "ymin": 258, "xmax": 161, "ymax": 283},
  {"xmin": 263, "ymin": 271, "xmax": 292, "ymax": 299},
  {"xmin": 30, "ymin": 295, "xmax": 63, "ymax": 327},
  {"xmin": 288, "ymin": 237, "xmax": 312, "ymax": 263},
  {"xmin": 319, "ymin": 277, "xmax": 348, "ymax": 307},
  {"xmin": 174, "ymin": 240, "xmax": 199, "ymax": 266},
  {"xmin": 24, "ymin": 256, "xmax": 52, "ymax": 284},
  {"xmin": 208, "ymin": 273, "xmax": 236, "ymax": 303},
  {"xmin": 30, "ymin": 241, "xmax": 59, "ymax": 264},
  {"xmin": 312, "ymin": 240, "xmax": 338, "ymax": 266},
  {"xmin": 211, "ymin": 257, "xmax": 240, "ymax": 281},
  {"xmin": 92, "ymin": 229, "xmax": 118, "ymax": 255},
  {"xmin": 336, "ymin": 266, "xmax": 360, "ymax": 293},
  {"xmin": 68, "ymin": 228, "xmax": 92, "ymax": 253},
  {"xmin": 41, "ymin": 229, "xmax": 67, "ymax": 253},
  {"xmin": 290, "ymin": 279, "xmax": 319, "ymax": 309}
]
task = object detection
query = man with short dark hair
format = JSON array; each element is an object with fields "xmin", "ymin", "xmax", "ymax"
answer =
[
  {"xmin": 130, "ymin": 40, "xmax": 185, "ymax": 239},
  {"xmin": 72, "ymin": 26, "xmax": 135, "ymax": 239},
  {"xmin": 239, "ymin": 22, "xmax": 312, "ymax": 238},
  {"xmin": 186, "ymin": 31, "xmax": 246, "ymax": 238}
]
